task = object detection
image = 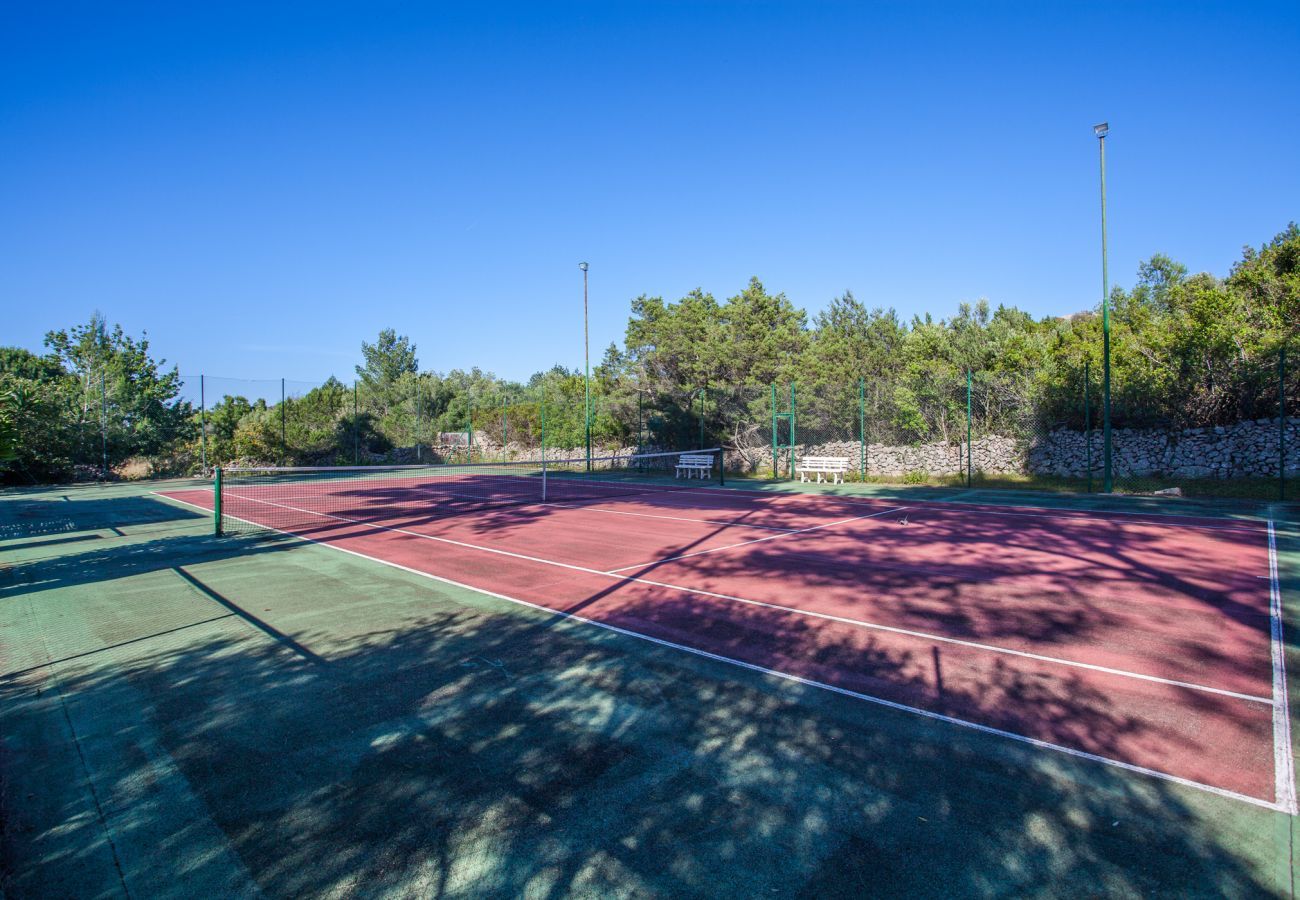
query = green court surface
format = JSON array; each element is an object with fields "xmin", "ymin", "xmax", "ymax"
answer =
[{"xmin": 2, "ymin": 477, "xmax": 1298, "ymax": 897}]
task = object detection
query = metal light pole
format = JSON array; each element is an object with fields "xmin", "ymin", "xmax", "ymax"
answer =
[
  {"xmin": 1094, "ymin": 121, "xmax": 1113, "ymax": 493},
  {"xmin": 580, "ymin": 261, "xmax": 591, "ymax": 470}
]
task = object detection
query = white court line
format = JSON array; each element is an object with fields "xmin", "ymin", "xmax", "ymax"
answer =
[
  {"xmin": 605, "ymin": 506, "xmax": 911, "ymax": 573},
  {"xmin": 155, "ymin": 490, "xmax": 1293, "ymax": 814},
  {"xmin": 212, "ymin": 492, "xmax": 1270, "ymax": 704},
  {"xmin": 536, "ymin": 500, "xmax": 799, "ymax": 533},
  {"xmin": 619, "ymin": 484, "xmax": 1271, "ymax": 535},
  {"xmin": 1267, "ymin": 521, "xmax": 1298, "ymax": 814}
]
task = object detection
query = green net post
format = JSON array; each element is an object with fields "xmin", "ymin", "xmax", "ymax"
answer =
[
  {"xmin": 858, "ymin": 378, "xmax": 866, "ymax": 481},
  {"xmin": 1282, "ymin": 346, "xmax": 1288, "ymax": 502},
  {"xmin": 771, "ymin": 383, "xmax": 777, "ymax": 480},
  {"xmin": 1084, "ymin": 360, "xmax": 1092, "ymax": 494},
  {"xmin": 966, "ymin": 369, "xmax": 973, "ymax": 488},
  {"xmin": 213, "ymin": 466, "xmax": 223, "ymax": 536}
]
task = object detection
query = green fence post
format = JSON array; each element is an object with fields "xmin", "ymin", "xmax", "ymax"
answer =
[
  {"xmin": 100, "ymin": 371, "xmax": 108, "ymax": 477},
  {"xmin": 415, "ymin": 382, "xmax": 422, "ymax": 463},
  {"xmin": 859, "ymin": 378, "xmax": 866, "ymax": 481},
  {"xmin": 966, "ymin": 370, "xmax": 973, "ymax": 488},
  {"xmin": 1282, "ymin": 346, "xmax": 1288, "ymax": 502},
  {"xmin": 789, "ymin": 382, "xmax": 797, "ymax": 480},
  {"xmin": 213, "ymin": 466, "xmax": 223, "ymax": 537},
  {"xmin": 199, "ymin": 374, "xmax": 207, "ymax": 474},
  {"xmin": 502, "ymin": 398, "xmax": 508, "ymax": 448},
  {"xmin": 771, "ymin": 383, "xmax": 778, "ymax": 480},
  {"xmin": 353, "ymin": 381, "xmax": 359, "ymax": 465},
  {"xmin": 280, "ymin": 378, "xmax": 286, "ymax": 465},
  {"xmin": 468, "ymin": 405, "xmax": 474, "ymax": 463},
  {"xmin": 637, "ymin": 390, "xmax": 643, "ymax": 456},
  {"xmin": 1084, "ymin": 360, "xmax": 1092, "ymax": 494}
]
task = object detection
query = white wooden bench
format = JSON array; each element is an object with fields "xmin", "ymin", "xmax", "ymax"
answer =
[
  {"xmin": 796, "ymin": 456, "xmax": 850, "ymax": 484},
  {"xmin": 675, "ymin": 453, "xmax": 715, "ymax": 479}
]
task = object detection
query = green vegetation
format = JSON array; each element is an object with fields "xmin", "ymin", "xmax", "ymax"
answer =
[{"xmin": 2, "ymin": 224, "xmax": 1297, "ymax": 484}]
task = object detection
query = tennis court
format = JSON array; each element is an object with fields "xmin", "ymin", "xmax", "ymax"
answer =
[{"xmin": 156, "ymin": 451, "xmax": 1295, "ymax": 813}]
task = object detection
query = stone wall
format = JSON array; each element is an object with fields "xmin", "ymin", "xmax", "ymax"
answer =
[
  {"xmin": 1030, "ymin": 417, "xmax": 1299, "ymax": 479},
  {"xmin": 724, "ymin": 417, "xmax": 1299, "ymax": 480}
]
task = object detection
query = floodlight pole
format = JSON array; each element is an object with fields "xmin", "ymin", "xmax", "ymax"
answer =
[
  {"xmin": 580, "ymin": 261, "xmax": 591, "ymax": 471},
  {"xmin": 1095, "ymin": 122, "xmax": 1113, "ymax": 493}
]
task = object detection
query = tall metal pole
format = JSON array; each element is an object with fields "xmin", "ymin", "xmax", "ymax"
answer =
[
  {"xmin": 1095, "ymin": 122, "xmax": 1113, "ymax": 492},
  {"xmin": 580, "ymin": 261, "xmax": 591, "ymax": 471}
]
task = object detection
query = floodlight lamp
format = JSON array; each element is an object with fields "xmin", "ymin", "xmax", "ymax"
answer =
[
  {"xmin": 1093, "ymin": 122, "xmax": 1109, "ymax": 138},
  {"xmin": 579, "ymin": 261, "xmax": 589, "ymax": 271}
]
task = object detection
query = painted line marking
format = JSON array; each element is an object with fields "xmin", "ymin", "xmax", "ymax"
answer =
[
  {"xmin": 536, "ymin": 501, "xmax": 798, "ymax": 532},
  {"xmin": 159, "ymin": 491, "xmax": 1291, "ymax": 814},
  {"xmin": 213, "ymin": 492, "xmax": 1272, "ymax": 705},
  {"xmin": 592, "ymin": 484, "xmax": 1272, "ymax": 534},
  {"xmin": 1268, "ymin": 521, "xmax": 1298, "ymax": 814},
  {"xmin": 605, "ymin": 507, "xmax": 912, "ymax": 573}
]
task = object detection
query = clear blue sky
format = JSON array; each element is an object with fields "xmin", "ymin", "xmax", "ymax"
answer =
[{"xmin": 3, "ymin": 1, "xmax": 1297, "ymax": 391}]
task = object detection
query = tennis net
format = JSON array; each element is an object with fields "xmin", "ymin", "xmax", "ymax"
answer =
[{"xmin": 214, "ymin": 447, "xmax": 724, "ymax": 536}]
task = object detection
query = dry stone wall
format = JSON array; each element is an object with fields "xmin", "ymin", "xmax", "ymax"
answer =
[{"xmin": 725, "ymin": 417, "xmax": 1298, "ymax": 480}]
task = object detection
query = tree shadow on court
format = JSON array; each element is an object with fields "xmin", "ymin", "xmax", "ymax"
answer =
[
  {"xmin": 0, "ymin": 490, "xmax": 207, "ymax": 542},
  {"xmin": 1, "ymin": 533, "xmax": 1286, "ymax": 897}
]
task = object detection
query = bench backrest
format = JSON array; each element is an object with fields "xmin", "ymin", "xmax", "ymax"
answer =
[
  {"xmin": 798, "ymin": 456, "xmax": 850, "ymax": 470},
  {"xmin": 678, "ymin": 454, "xmax": 714, "ymax": 466}
]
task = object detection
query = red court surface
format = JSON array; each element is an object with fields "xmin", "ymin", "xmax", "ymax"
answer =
[{"xmin": 157, "ymin": 481, "xmax": 1296, "ymax": 813}]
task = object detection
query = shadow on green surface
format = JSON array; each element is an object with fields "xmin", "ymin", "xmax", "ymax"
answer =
[
  {"xmin": 0, "ymin": 489, "xmax": 207, "ymax": 542},
  {"xmin": 1, "ymin": 531, "xmax": 1285, "ymax": 898}
]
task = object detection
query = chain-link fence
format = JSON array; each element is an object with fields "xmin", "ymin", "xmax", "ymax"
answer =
[{"xmin": 164, "ymin": 346, "xmax": 1298, "ymax": 502}]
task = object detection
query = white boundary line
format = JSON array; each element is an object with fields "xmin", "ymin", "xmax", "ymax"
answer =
[
  {"xmin": 153, "ymin": 489, "xmax": 1293, "ymax": 814},
  {"xmin": 605, "ymin": 506, "xmax": 911, "ymax": 573},
  {"xmin": 609, "ymin": 484, "xmax": 1272, "ymax": 535},
  {"xmin": 1267, "ymin": 521, "xmax": 1298, "ymax": 814}
]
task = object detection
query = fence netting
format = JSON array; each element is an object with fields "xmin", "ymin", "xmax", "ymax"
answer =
[{"xmin": 170, "ymin": 346, "xmax": 1296, "ymax": 501}]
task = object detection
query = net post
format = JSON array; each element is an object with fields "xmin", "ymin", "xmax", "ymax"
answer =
[
  {"xmin": 858, "ymin": 377, "xmax": 866, "ymax": 481},
  {"xmin": 1084, "ymin": 360, "xmax": 1092, "ymax": 493},
  {"xmin": 200, "ymin": 374, "xmax": 208, "ymax": 475},
  {"xmin": 213, "ymin": 466, "xmax": 223, "ymax": 537},
  {"xmin": 966, "ymin": 369, "xmax": 973, "ymax": 488},
  {"xmin": 718, "ymin": 447, "xmax": 725, "ymax": 486}
]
